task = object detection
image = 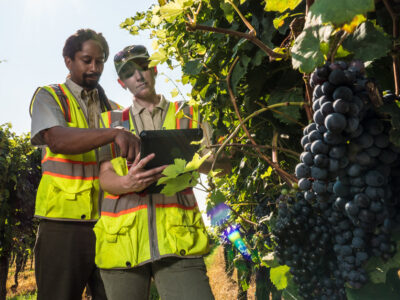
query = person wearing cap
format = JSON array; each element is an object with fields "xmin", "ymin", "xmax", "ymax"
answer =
[
  {"xmin": 30, "ymin": 29, "xmax": 141, "ymax": 300},
  {"xmin": 92, "ymin": 45, "xmax": 229, "ymax": 299}
]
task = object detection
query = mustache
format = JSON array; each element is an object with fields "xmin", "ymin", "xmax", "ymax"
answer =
[{"xmin": 83, "ymin": 73, "xmax": 101, "ymax": 79}]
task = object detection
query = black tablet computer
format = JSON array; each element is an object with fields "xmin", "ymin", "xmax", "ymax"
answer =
[
  {"xmin": 139, "ymin": 128, "xmax": 203, "ymax": 193},
  {"xmin": 139, "ymin": 128, "xmax": 203, "ymax": 169}
]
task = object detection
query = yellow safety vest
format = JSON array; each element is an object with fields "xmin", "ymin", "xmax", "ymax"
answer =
[
  {"xmin": 30, "ymin": 84, "xmax": 121, "ymax": 221},
  {"xmin": 94, "ymin": 101, "xmax": 209, "ymax": 269}
]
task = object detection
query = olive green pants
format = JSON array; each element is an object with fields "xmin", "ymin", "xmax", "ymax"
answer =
[
  {"xmin": 34, "ymin": 220, "xmax": 107, "ymax": 300},
  {"xmin": 100, "ymin": 257, "xmax": 214, "ymax": 300}
]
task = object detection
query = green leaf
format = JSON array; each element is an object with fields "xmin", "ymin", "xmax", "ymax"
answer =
[
  {"xmin": 160, "ymin": 158, "xmax": 186, "ymax": 179},
  {"xmin": 291, "ymin": 27, "xmax": 325, "ymax": 73},
  {"xmin": 260, "ymin": 167, "xmax": 273, "ymax": 179},
  {"xmin": 184, "ymin": 152, "xmax": 211, "ymax": 172},
  {"xmin": 365, "ymin": 240, "xmax": 400, "ymax": 284},
  {"xmin": 343, "ymin": 21, "xmax": 391, "ymax": 62},
  {"xmin": 160, "ymin": 173, "xmax": 193, "ymax": 196},
  {"xmin": 183, "ymin": 59, "xmax": 203, "ymax": 75},
  {"xmin": 270, "ymin": 265, "xmax": 290, "ymax": 290},
  {"xmin": 220, "ymin": 2, "xmax": 235, "ymax": 23},
  {"xmin": 210, "ymin": 190, "xmax": 225, "ymax": 206},
  {"xmin": 309, "ymin": 0, "xmax": 374, "ymax": 26},
  {"xmin": 265, "ymin": 0, "xmax": 302, "ymax": 13},
  {"xmin": 346, "ymin": 268, "xmax": 400, "ymax": 300}
]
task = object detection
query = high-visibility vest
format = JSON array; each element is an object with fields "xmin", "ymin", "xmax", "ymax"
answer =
[
  {"xmin": 30, "ymin": 84, "xmax": 120, "ymax": 221},
  {"xmin": 94, "ymin": 101, "xmax": 209, "ymax": 269}
]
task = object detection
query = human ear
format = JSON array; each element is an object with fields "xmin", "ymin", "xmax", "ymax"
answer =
[{"xmin": 64, "ymin": 56, "xmax": 72, "ymax": 71}]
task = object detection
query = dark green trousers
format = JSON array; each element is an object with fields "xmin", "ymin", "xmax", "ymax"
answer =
[
  {"xmin": 100, "ymin": 257, "xmax": 214, "ymax": 300},
  {"xmin": 34, "ymin": 220, "xmax": 107, "ymax": 300}
]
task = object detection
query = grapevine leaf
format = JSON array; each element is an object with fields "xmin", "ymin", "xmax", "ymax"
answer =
[
  {"xmin": 170, "ymin": 88, "xmax": 179, "ymax": 98},
  {"xmin": 291, "ymin": 27, "xmax": 325, "ymax": 73},
  {"xmin": 265, "ymin": 0, "xmax": 302, "ymax": 13},
  {"xmin": 160, "ymin": 158, "xmax": 186, "ymax": 179},
  {"xmin": 184, "ymin": 152, "xmax": 212, "ymax": 172},
  {"xmin": 149, "ymin": 49, "xmax": 168, "ymax": 67},
  {"xmin": 183, "ymin": 59, "xmax": 203, "ymax": 75},
  {"xmin": 309, "ymin": 0, "xmax": 374, "ymax": 26},
  {"xmin": 270, "ymin": 265, "xmax": 290, "ymax": 290},
  {"xmin": 364, "ymin": 240, "xmax": 400, "ymax": 284},
  {"xmin": 160, "ymin": 173, "xmax": 193, "ymax": 196},
  {"xmin": 343, "ymin": 21, "xmax": 391, "ymax": 62},
  {"xmin": 159, "ymin": 0, "xmax": 189, "ymax": 22}
]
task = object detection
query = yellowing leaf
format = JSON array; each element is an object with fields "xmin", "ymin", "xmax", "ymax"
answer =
[
  {"xmin": 185, "ymin": 151, "xmax": 211, "ymax": 172},
  {"xmin": 190, "ymin": 137, "xmax": 204, "ymax": 145},
  {"xmin": 152, "ymin": 40, "xmax": 159, "ymax": 51},
  {"xmin": 171, "ymin": 88, "xmax": 179, "ymax": 98},
  {"xmin": 260, "ymin": 166, "xmax": 273, "ymax": 179},
  {"xmin": 342, "ymin": 15, "xmax": 366, "ymax": 33},
  {"xmin": 270, "ymin": 265, "xmax": 290, "ymax": 290},
  {"xmin": 151, "ymin": 15, "xmax": 162, "ymax": 26},
  {"xmin": 265, "ymin": 0, "xmax": 302, "ymax": 13},
  {"xmin": 159, "ymin": 0, "xmax": 185, "ymax": 22},
  {"xmin": 175, "ymin": 109, "xmax": 185, "ymax": 120},
  {"xmin": 273, "ymin": 13, "xmax": 289, "ymax": 29},
  {"xmin": 149, "ymin": 49, "xmax": 167, "ymax": 67}
]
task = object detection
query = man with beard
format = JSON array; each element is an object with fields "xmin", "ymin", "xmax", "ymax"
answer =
[{"xmin": 29, "ymin": 29, "xmax": 140, "ymax": 300}]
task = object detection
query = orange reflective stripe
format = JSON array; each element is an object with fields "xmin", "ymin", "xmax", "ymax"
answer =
[
  {"xmin": 175, "ymin": 102, "xmax": 180, "ymax": 129},
  {"xmin": 58, "ymin": 84, "xmax": 72, "ymax": 122},
  {"xmin": 105, "ymin": 194, "xmax": 119, "ymax": 200},
  {"xmin": 42, "ymin": 156, "xmax": 97, "ymax": 165},
  {"xmin": 101, "ymin": 204, "xmax": 147, "ymax": 217},
  {"xmin": 156, "ymin": 203, "xmax": 197, "ymax": 210},
  {"xmin": 43, "ymin": 171, "xmax": 98, "ymax": 180}
]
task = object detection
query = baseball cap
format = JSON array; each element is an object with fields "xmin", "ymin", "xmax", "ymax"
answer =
[{"xmin": 114, "ymin": 45, "xmax": 150, "ymax": 78}]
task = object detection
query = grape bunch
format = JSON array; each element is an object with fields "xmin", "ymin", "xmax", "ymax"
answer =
[
  {"xmin": 275, "ymin": 59, "xmax": 400, "ymax": 297},
  {"xmin": 273, "ymin": 193, "xmax": 346, "ymax": 299}
]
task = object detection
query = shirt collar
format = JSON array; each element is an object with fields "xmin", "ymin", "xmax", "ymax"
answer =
[
  {"xmin": 131, "ymin": 95, "xmax": 168, "ymax": 115},
  {"xmin": 65, "ymin": 78, "xmax": 98, "ymax": 101}
]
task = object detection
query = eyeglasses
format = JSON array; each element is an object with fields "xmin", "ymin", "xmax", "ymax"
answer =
[{"xmin": 118, "ymin": 60, "xmax": 149, "ymax": 80}]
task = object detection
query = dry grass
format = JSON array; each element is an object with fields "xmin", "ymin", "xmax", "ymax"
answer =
[
  {"xmin": 6, "ymin": 261, "xmax": 36, "ymax": 299},
  {"xmin": 7, "ymin": 246, "xmax": 255, "ymax": 300},
  {"xmin": 206, "ymin": 245, "xmax": 255, "ymax": 300}
]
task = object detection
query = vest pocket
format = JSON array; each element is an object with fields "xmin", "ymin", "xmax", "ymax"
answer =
[
  {"xmin": 164, "ymin": 208, "xmax": 209, "ymax": 256},
  {"xmin": 45, "ymin": 182, "xmax": 93, "ymax": 220},
  {"xmin": 94, "ymin": 214, "xmax": 138, "ymax": 269}
]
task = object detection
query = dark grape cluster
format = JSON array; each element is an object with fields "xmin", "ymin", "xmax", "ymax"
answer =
[
  {"xmin": 275, "ymin": 60, "xmax": 400, "ymax": 298},
  {"xmin": 273, "ymin": 193, "xmax": 346, "ymax": 299}
]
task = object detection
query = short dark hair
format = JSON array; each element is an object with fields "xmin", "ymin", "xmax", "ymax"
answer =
[{"xmin": 62, "ymin": 29, "xmax": 109, "ymax": 61}]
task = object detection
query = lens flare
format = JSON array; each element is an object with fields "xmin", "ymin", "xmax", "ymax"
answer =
[
  {"xmin": 207, "ymin": 203, "xmax": 231, "ymax": 226},
  {"xmin": 221, "ymin": 224, "xmax": 253, "ymax": 261}
]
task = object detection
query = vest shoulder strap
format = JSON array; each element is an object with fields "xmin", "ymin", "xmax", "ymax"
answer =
[{"xmin": 48, "ymin": 84, "xmax": 72, "ymax": 122}]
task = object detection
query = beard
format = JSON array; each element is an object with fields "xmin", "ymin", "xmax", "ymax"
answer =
[{"xmin": 82, "ymin": 73, "xmax": 101, "ymax": 89}]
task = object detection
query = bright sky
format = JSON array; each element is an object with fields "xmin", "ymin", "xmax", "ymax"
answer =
[{"xmin": 0, "ymin": 0, "xmax": 191, "ymax": 135}]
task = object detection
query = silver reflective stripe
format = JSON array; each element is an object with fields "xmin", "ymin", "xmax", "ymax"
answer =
[
  {"xmin": 101, "ymin": 194, "xmax": 147, "ymax": 215},
  {"xmin": 42, "ymin": 160, "xmax": 98, "ymax": 178}
]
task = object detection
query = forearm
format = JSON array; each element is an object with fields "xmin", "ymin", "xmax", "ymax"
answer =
[
  {"xmin": 43, "ymin": 126, "xmax": 120, "ymax": 154},
  {"xmin": 99, "ymin": 165, "xmax": 132, "ymax": 195}
]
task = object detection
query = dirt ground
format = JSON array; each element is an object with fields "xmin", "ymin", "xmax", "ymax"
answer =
[{"xmin": 6, "ymin": 246, "xmax": 256, "ymax": 300}]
